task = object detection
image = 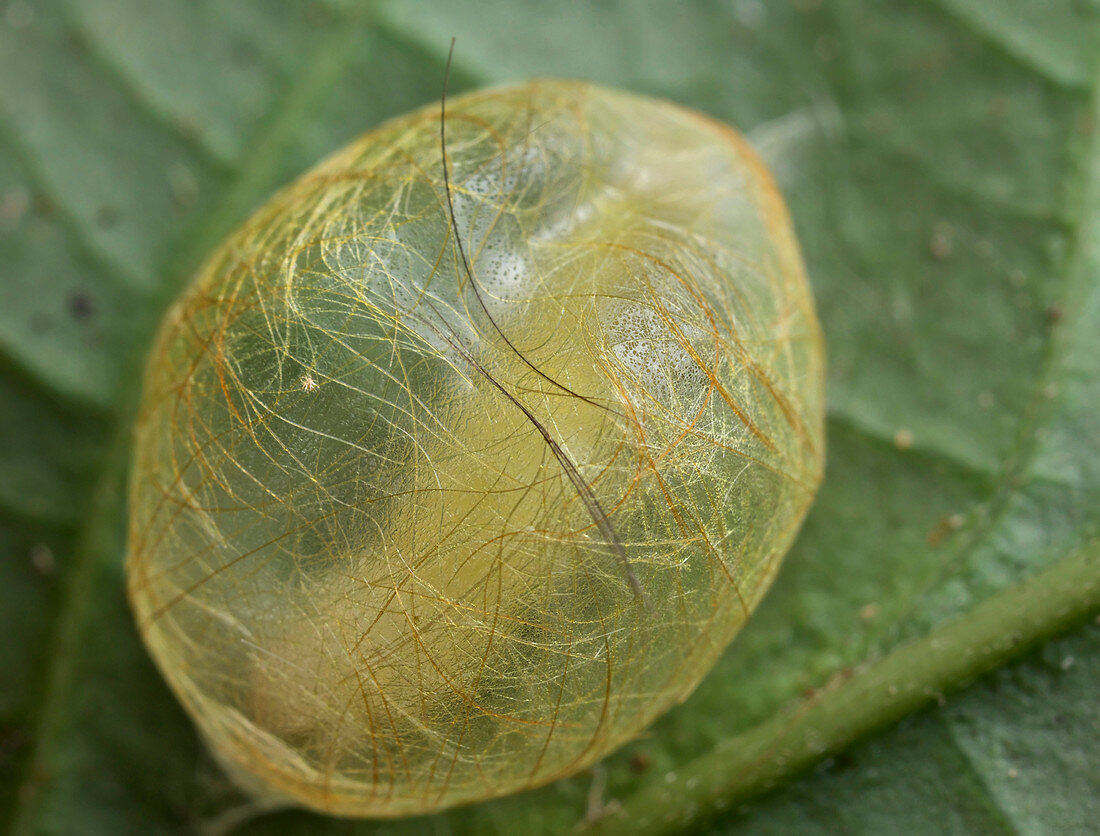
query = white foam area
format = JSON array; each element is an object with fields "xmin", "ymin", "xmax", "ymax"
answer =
[
  {"xmin": 317, "ymin": 212, "xmax": 477, "ymax": 356},
  {"xmin": 607, "ymin": 304, "xmax": 706, "ymax": 409},
  {"xmin": 531, "ymin": 196, "xmax": 597, "ymax": 243},
  {"xmin": 475, "ymin": 246, "xmax": 529, "ymax": 303}
]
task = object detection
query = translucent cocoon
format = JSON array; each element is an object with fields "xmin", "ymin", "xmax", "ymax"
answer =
[{"xmin": 126, "ymin": 81, "xmax": 825, "ymax": 817}]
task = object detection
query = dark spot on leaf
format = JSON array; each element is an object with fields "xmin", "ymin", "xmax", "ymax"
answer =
[
  {"xmin": 825, "ymin": 752, "xmax": 856, "ymax": 773},
  {"xmin": 629, "ymin": 751, "xmax": 651, "ymax": 773},
  {"xmin": 68, "ymin": 291, "xmax": 94, "ymax": 320},
  {"xmin": 33, "ymin": 194, "xmax": 55, "ymax": 218},
  {"xmin": 927, "ymin": 513, "xmax": 963, "ymax": 547}
]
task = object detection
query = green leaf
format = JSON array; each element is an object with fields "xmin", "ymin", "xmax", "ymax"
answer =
[{"xmin": 3, "ymin": 1, "xmax": 1098, "ymax": 834}]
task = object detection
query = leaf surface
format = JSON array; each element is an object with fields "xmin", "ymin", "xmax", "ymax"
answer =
[{"xmin": 3, "ymin": 1, "xmax": 1098, "ymax": 833}]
